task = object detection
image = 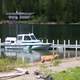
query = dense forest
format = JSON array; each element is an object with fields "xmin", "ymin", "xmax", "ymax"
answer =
[{"xmin": 0, "ymin": 0, "xmax": 80, "ymax": 23}]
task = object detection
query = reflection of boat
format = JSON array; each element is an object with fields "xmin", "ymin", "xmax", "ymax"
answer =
[
  {"xmin": 4, "ymin": 50, "xmax": 41, "ymax": 62},
  {"xmin": 5, "ymin": 33, "xmax": 51, "ymax": 50}
]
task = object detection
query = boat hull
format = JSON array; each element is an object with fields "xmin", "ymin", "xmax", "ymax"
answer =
[{"xmin": 5, "ymin": 43, "xmax": 51, "ymax": 51}]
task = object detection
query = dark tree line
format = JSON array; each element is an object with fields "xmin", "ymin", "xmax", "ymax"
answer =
[{"xmin": 0, "ymin": 0, "xmax": 80, "ymax": 23}]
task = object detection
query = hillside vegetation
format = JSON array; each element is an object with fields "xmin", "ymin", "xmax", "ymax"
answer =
[{"xmin": 0, "ymin": 0, "xmax": 80, "ymax": 23}]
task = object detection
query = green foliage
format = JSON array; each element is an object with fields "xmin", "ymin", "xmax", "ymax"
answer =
[{"xmin": 0, "ymin": 0, "xmax": 80, "ymax": 23}]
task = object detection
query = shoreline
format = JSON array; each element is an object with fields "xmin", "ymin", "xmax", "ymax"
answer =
[
  {"xmin": 0, "ymin": 57, "xmax": 80, "ymax": 80},
  {"xmin": 0, "ymin": 20, "xmax": 80, "ymax": 25}
]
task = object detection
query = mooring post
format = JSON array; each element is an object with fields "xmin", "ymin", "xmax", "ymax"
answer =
[
  {"xmin": 41, "ymin": 40, "xmax": 43, "ymax": 43},
  {"xmin": 57, "ymin": 40, "xmax": 59, "ymax": 45},
  {"xmin": 46, "ymin": 39, "xmax": 48, "ymax": 43},
  {"xmin": 79, "ymin": 40, "xmax": 80, "ymax": 44},
  {"xmin": 68, "ymin": 40, "xmax": 70, "ymax": 58},
  {"xmin": 64, "ymin": 40, "xmax": 66, "ymax": 58},
  {"xmin": 68, "ymin": 52, "xmax": 70, "ymax": 58},
  {"xmin": 0, "ymin": 38, "xmax": 1, "ymax": 54},
  {"xmin": 57, "ymin": 40, "xmax": 59, "ymax": 53},
  {"xmin": 52, "ymin": 40, "xmax": 54, "ymax": 53},
  {"xmin": 68, "ymin": 40, "xmax": 70, "ymax": 45},
  {"xmin": 21, "ymin": 52, "xmax": 25, "ymax": 63},
  {"xmin": 75, "ymin": 40, "xmax": 78, "ymax": 57}
]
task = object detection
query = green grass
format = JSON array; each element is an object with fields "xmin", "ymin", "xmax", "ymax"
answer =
[
  {"xmin": 52, "ymin": 67, "xmax": 80, "ymax": 80},
  {"xmin": 0, "ymin": 58, "xmax": 15, "ymax": 72},
  {"xmin": 39, "ymin": 60, "xmax": 80, "ymax": 80},
  {"xmin": 40, "ymin": 67, "xmax": 80, "ymax": 80}
]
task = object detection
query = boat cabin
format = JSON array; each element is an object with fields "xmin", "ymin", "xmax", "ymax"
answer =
[
  {"xmin": 5, "ymin": 37, "xmax": 16, "ymax": 44},
  {"xmin": 16, "ymin": 33, "xmax": 40, "ymax": 43},
  {"xmin": 5, "ymin": 33, "xmax": 41, "ymax": 45}
]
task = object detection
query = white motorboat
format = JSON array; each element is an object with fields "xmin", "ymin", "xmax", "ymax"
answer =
[{"xmin": 5, "ymin": 33, "xmax": 51, "ymax": 51}]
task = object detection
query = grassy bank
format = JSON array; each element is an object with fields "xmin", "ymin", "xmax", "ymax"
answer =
[
  {"xmin": 0, "ymin": 57, "xmax": 29, "ymax": 72},
  {"xmin": 53, "ymin": 67, "xmax": 80, "ymax": 80},
  {"xmin": 1, "ymin": 56, "xmax": 80, "ymax": 80},
  {"xmin": 40, "ymin": 65, "xmax": 80, "ymax": 80},
  {"xmin": 38, "ymin": 59, "xmax": 80, "ymax": 80}
]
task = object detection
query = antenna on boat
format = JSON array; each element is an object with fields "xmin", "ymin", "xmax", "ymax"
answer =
[{"xmin": 2, "ymin": 0, "xmax": 6, "ymax": 14}]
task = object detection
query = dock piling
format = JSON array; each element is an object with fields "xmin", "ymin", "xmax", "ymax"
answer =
[
  {"xmin": 68, "ymin": 40, "xmax": 70, "ymax": 45},
  {"xmin": 41, "ymin": 40, "xmax": 43, "ymax": 43},
  {"xmin": 57, "ymin": 40, "xmax": 59, "ymax": 45},
  {"xmin": 75, "ymin": 40, "xmax": 78, "ymax": 57},
  {"xmin": 0, "ymin": 38, "xmax": 1, "ymax": 54},
  {"xmin": 52, "ymin": 40, "xmax": 54, "ymax": 51},
  {"xmin": 63, "ymin": 40, "xmax": 66, "ymax": 58},
  {"xmin": 46, "ymin": 39, "xmax": 48, "ymax": 43}
]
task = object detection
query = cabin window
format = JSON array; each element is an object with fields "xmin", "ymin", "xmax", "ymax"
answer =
[
  {"xmin": 11, "ymin": 41, "xmax": 14, "ymax": 43},
  {"xmin": 17, "ymin": 36, "xmax": 22, "ymax": 40},
  {"xmin": 6, "ymin": 40, "xmax": 10, "ymax": 42},
  {"xmin": 24, "ymin": 36, "xmax": 31, "ymax": 40},
  {"xmin": 31, "ymin": 35, "xmax": 36, "ymax": 40}
]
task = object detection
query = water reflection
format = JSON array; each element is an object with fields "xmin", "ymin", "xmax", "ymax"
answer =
[
  {"xmin": 0, "ymin": 49, "xmax": 50, "ymax": 62},
  {"xmin": 1, "ymin": 48, "xmax": 80, "ymax": 63}
]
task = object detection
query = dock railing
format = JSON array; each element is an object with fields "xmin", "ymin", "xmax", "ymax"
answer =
[
  {"xmin": 51, "ymin": 39, "xmax": 80, "ymax": 58},
  {"xmin": 45, "ymin": 39, "xmax": 80, "ymax": 58},
  {"xmin": 0, "ymin": 38, "xmax": 80, "ymax": 59}
]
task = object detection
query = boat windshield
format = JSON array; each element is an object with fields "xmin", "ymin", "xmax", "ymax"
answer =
[
  {"xmin": 30, "ymin": 35, "xmax": 36, "ymax": 40},
  {"xmin": 24, "ymin": 36, "xmax": 31, "ymax": 40},
  {"xmin": 17, "ymin": 36, "xmax": 22, "ymax": 40}
]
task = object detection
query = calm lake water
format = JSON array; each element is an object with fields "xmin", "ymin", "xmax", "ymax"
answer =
[
  {"xmin": 0, "ymin": 49, "xmax": 51, "ymax": 62},
  {"xmin": 0, "ymin": 23, "xmax": 80, "ymax": 42},
  {"xmin": 0, "ymin": 23, "xmax": 80, "ymax": 62}
]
